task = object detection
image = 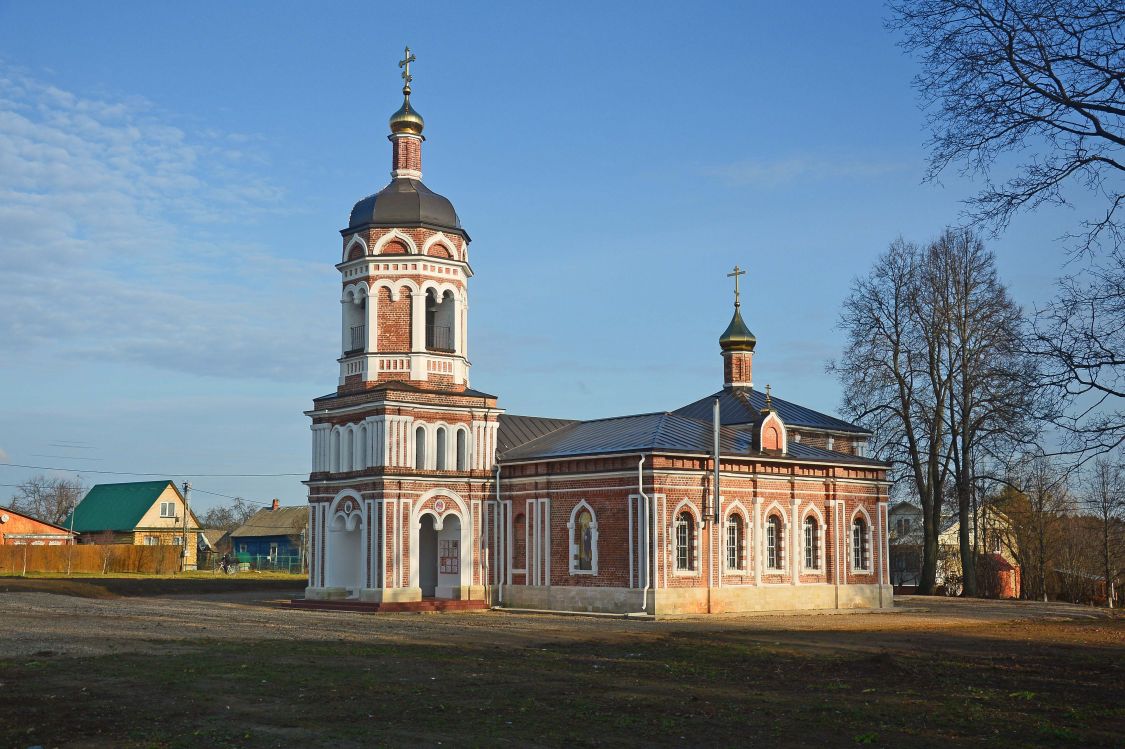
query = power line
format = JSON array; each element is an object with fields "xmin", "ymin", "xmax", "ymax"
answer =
[{"xmin": 0, "ymin": 462, "xmax": 306, "ymax": 478}]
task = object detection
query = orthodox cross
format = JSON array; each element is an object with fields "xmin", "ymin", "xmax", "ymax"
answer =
[
  {"xmin": 399, "ymin": 46, "xmax": 416, "ymax": 90},
  {"xmin": 765, "ymin": 384, "xmax": 773, "ymax": 411},
  {"xmin": 727, "ymin": 265, "xmax": 746, "ymax": 307}
]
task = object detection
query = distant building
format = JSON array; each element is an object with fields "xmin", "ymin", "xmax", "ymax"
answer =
[
  {"xmin": 229, "ymin": 499, "xmax": 307, "ymax": 571},
  {"xmin": 64, "ymin": 480, "xmax": 201, "ymax": 569},
  {"xmin": 887, "ymin": 500, "xmax": 1021, "ymax": 597},
  {"xmin": 0, "ymin": 506, "xmax": 75, "ymax": 545}
]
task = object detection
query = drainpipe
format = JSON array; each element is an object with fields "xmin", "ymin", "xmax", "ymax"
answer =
[
  {"xmin": 494, "ymin": 463, "xmax": 503, "ymax": 606},
  {"xmin": 635, "ymin": 454, "xmax": 651, "ymax": 615}
]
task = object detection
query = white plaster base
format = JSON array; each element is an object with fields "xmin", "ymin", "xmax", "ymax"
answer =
[
  {"xmin": 500, "ymin": 584, "xmax": 894, "ymax": 616},
  {"xmin": 304, "ymin": 586, "xmax": 348, "ymax": 601},
  {"xmin": 357, "ymin": 587, "xmax": 423, "ymax": 603}
]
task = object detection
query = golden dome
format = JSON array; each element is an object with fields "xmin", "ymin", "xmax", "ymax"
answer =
[
  {"xmin": 389, "ymin": 91, "xmax": 424, "ymax": 136},
  {"xmin": 719, "ymin": 306, "xmax": 757, "ymax": 352}
]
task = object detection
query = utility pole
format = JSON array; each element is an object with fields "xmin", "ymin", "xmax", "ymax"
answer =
[{"xmin": 181, "ymin": 481, "xmax": 192, "ymax": 572}]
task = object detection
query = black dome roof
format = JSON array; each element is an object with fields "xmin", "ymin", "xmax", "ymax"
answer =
[{"xmin": 347, "ymin": 178, "xmax": 462, "ymax": 234}]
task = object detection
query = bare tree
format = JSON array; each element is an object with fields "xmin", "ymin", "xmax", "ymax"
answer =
[
  {"xmin": 832, "ymin": 231, "xmax": 1035, "ymax": 595},
  {"xmin": 934, "ymin": 229, "xmax": 1040, "ymax": 594},
  {"xmin": 889, "ymin": 0, "xmax": 1125, "ymax": 253},
  {"xmin": 831, "ymin": 238, "xmax": 954, "ymax": 594},
  {"xmin": 1084, "ymin": 456, "xmax": 1125, "ymax": 606},
  {"xmin": 9, "ymin": 475, "xmax": 86, "ymax": 525},
  {"xmin": 198, "ymin": 497, "xmax": 257, "ymax": 531}
]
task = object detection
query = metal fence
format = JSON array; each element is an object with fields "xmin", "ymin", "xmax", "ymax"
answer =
[{"xmin": 201, "ymin": 552, "xmax": 306, "ymax": 575}]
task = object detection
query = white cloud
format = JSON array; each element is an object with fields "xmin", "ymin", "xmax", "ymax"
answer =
[
  {"xmin": 704, "ymin": 156, "xmax": 912, "ymax": 187},
  {"xmin": 0, "ymin": 65, "xmax": 336, "ymax": 381}
]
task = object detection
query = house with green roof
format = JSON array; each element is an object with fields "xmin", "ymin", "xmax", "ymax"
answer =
[{"xmin": 64, "ymin": 480, "xmax": 202, "ymax": 569}]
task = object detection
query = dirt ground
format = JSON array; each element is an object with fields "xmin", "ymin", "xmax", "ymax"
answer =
[{"xmin": 0, "ymin": 585, "xmax": 1121, "ymax": 747}]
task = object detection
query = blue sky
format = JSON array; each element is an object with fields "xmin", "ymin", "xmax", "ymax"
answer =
[{"xmin": 0, "ymin": 2, "xmax": 1094, "ymax": 511}]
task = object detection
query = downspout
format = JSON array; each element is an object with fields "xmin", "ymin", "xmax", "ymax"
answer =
[
  {"xmin": 636, "ymin": 454, "xmax": 651, "ymax": 615},
  {"xmin": 494, "ymin": 463, "xmax": 503, "ymax": 606}
]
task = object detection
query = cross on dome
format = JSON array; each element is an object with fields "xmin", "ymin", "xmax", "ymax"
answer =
[
  {"xmin": 399, "ymin": 46, "xmax": 416, "ymax": 93},
  {"xmin": 727, "ymin": 265, "xmax": 746, "ymax": 308}
]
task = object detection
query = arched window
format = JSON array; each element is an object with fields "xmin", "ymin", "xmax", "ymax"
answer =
[
  {"xmin": 852, "ymin": 517, "xmax": 869, "ymax": 570},
  {"xmin": 568, "ymin": 503, "xmax": 597, "ymax": 574},
  {"xmin": 675, "ymin": 512, "xmax": 695, "ymax": 571},
  {"xmin": 766, "ymin": 514, "xmax": 783, "ymax": 570},
  {"xmin": 435, "ymin": 427, "xmax": 447, "ymax": 470},
  {"xmin": 425, "ymin": 289, "xmax": 456, "ymax": 352},
  {"xmin": 330, "ymin": 429, "xmax": 341, "ymax": 473},
  {"xmin": 343, "ymin": 428, "xmax": 354, "ymax": 472},
  {"xmin": 455, "ymin": 429, "xmax": 468, "ymax": 471},
  {"xmin": 414, "ymin": 425, "xmax": 426, "ymax": 469},
  {"xmin": 726, "ymin": 514, "xmax": 744, "ymax": 571},
  {"xmin": 512, "ymin": 513, "xmax": 527, "ymax": 570},
  {"xmin": 804, "ymin": 516, "xmax": 819, "ymax": 569}
]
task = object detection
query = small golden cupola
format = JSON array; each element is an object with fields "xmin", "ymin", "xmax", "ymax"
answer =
[
  {"xmin": 389, "ymin": 46, "xmax": 425, "ymax": 137},
  {"xmin": 720, "ymin": 265, "xmax": 756, "ymax": 388}
]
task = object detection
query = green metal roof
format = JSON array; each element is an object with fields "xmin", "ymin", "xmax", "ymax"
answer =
[{"xmin": 64, "ymin": 480, "xmax": 179, "ymax": 532}]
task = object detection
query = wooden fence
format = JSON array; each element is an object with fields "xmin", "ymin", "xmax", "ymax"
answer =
[{"xmin": 0, "ymin": 544, "xmax": 183, "ymax": 575}]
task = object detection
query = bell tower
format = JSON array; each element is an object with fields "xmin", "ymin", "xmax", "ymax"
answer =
[
  {"xmin": 336, "ymin": 46, "xmax": 472, "ymax": 393},
  {"xmin": 720, "ymin": 265, "xmax": 755, "ymax": 388}
]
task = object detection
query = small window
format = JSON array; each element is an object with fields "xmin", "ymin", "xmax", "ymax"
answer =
[
  {"xmin": 415, "ymin": 426, "xmax": 426, "ymax": 469},
  {"xmin": 269, "ymin": 542, "xmax": 279, "ymax": 561},
  {"xmin": 725, "ymin": 514, "xmax": 744, "ymax": 570},
  {"xmin": 456, "ymin": 429, "xmax": 468, "ymax": 471},
  {"xmin": 173, "ymin": 536, "xmax": 183, "ymax": 545},
  {"xmin": 159, "ymin": 501, "xmax": 175, "ymax": 518},
  {"xmin": 239, "ymin": 543, "xmax": 247, "ymax": 553},
  {"xmin": 804, "ymin": 516, "xmax": 819, "ymax": 569},
  {"xmin": 144, "ymin": 535, "xmax": 159, "ymax": 546},
  {"xmin": 675, "ymin": 512, "xmax": 695, "ymax": 571},
  {"xmin": 767, "ymin": 515, "xmax": 783, "ymax": 570},
  {"xmin": 852, "ymin": 517, "xmax": 869, "ymax": 570},
  {"xmin": 435, "ymin": 427, "xmax": 447, "ymax": 470},
  {"xmin": 571, "ymin": 507, "xmax": 595, "ymax": 573}
]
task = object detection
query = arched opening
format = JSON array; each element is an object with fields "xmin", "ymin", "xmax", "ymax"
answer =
[
  {"xmin": 435, "ymin": 427, "xmax": 447, "ymax": 470},
  {"xmin": 343, "ymin": 428, "xmax": 353, "ymax": 472},
  {"xmin": 804, "ymin": 516, "xmax": 820, "ymax": 569},
  {"xmin": 726, "ymin": 513, "xmax": 745, "ymax": 571},
  {"xmin": 852, "ymin": 517, "xmax": 869, "ymax": 570},
  {"xmin": 344, "ymin": 294, "xmax": 366, "ymax": 354},
  {"xmin": 767, "ymin": 514, "xmax": 783, "ymax": 570},
  {"xmin": 675, "ymin": 511, "xmax": 695, "ymax": 571},
  {"xmin": 569, "ymin": 503, "xmax": 597, "ymax": 574},
  {"xmin": 425, "ymin": 289, "xmax": 456, "ymax": 352},
  {"xmin": 419, "ymin": 514, "xmax": 438, "ymax": 597},
  {"xmin": 415, "ymin": 426, "xmax": 426, "ymax": 469},
  {"xmin": 326, "ymin": 501, "xmax": 363, "ymax": 595},
  {"xmin": 436, "ymin": 514, "xmax": 462, "ymax": 598},
  {"xmin": 455, "ymin": 429, "xmax": 468, "ymax": 471},
  {"xmin": 329, "ymin": 429, "xmax": 341, "ymax": 473}
]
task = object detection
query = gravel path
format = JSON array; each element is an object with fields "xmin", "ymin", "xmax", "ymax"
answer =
[{"xmin": 0, "ymin": 590, "xmax": 1115, "ymax": 659}]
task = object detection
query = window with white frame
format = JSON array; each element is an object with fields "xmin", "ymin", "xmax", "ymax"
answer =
[
  {"xmin": 159, "ymin": 501, "xmax": 175, "ymax": 518},
  {"xmin": 766, "ymin": 514, "xmax": 783, "ymax": 570},
  {"xmin": 568, "ymin": 503, "xmax": 597, "ymax": 575},
  {"xmin": 143, "ymin": 535, "xmax": 159, "ymax": 545},
  {"xmin": 414, "ymin": 426, "xmax": 426, "ymax": 469},
  {"xmin": 455, "ymin": 429, "xmax": 468, "ymax": 471},
  {"xmin": 675, "ymin": 512, "xmax": 695, "ymax": 571},
  {"xmin": 804, "ymin": 516, "xmax": 819, "ymax": 569},
  {"xmin": 726, "ymin": 514, "xmax": 744, "ymax": 571},
  {"xmin": 435, "ymin": 427, "xmax": 447, "ymax": 470},
  {"xmin": 852, "ymin": 516, "xmax": 869, "ymax": 570}
]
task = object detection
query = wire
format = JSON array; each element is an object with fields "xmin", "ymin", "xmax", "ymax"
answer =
[{"xmin": 0, "ymin": 462, "xmax": 306, "ymax": 477}]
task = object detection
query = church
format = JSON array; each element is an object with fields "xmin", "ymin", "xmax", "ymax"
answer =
[{"xmin": 300, "ymin": 50, "xmax": 892, "ymax": 615}]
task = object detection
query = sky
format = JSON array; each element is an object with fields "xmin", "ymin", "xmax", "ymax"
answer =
[{"xmin": 0, "ymin": 1, "xmax": 1099, "ymax": 512}]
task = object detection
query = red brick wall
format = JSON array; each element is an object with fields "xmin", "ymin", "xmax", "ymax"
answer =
[{"xmin": 377, "ymin": 287, "xmax": 410, "ymax": 351}]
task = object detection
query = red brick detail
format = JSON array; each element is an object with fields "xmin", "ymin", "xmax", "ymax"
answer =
[
  {"xmin": 377, "ymin": 287, "xmax": 410, "ymax": 351},
  {"xmin": 723, "ymin": 351, "xmax": 752, "ymax": 386},
  {"xmin": 392, "ymin": 135, "xmax": 422, "ymax": 173}
]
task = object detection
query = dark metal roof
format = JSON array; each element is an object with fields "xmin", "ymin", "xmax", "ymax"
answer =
[
  {"xmin": 497, "ymin": 414, "xmax": 579, "ymax": 454},
  {"xmin": 499, "ymin": 410, "xmax": 886, "ymax": 467},
  {"xmin": 314, "ymin": 382, "xmax": 497, "ymax": 402},
  {"xmin": 673, "ymin": 387, "xmax": 870, "ymax": 435},
  {"xmin": 347, "ymin": 178, "xmax": 463, "ymax": 235}
]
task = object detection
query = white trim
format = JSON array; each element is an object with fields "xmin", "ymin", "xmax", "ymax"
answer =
[
  {"xmin": 670, "ymin": 499, "xmax": 701, "ymax": 577},
  {"xmin": 371, "ymin": 228, "xmax": 419, "ymax": 255},
  {"xmin": 722, "ymin": 502, "xmax": 750, "ymax": 573},
  {"xmin": 343, "ymin": 234, "xmax": 368, "ymax": 263},
  {"xmin": 762, "ymin": 503, "xmax": 787, "ymax": 573},
  {"xmin": 850, "ymin": 505, "xmax": 874, "ymax": 573}
]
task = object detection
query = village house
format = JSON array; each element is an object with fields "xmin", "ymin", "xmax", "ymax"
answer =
[
  {"xmin": 0, "ymin": 506, "xmax": 75, "ymax": 545},
  {"xmin": 298, "ymin": 52, "xmax": 893, "ymax": 615},
  {"xmin": 65, "ymin": 480, "xmax": 201, "ymax": 570},
  {"xmin": 230, "ymin": 499, "xmax": 308, "ymax": 572}
]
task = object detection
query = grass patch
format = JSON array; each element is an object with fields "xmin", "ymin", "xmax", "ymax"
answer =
[{"xmin": 2, "ymin": 620, "xmax": 1122, "ymax": 748}]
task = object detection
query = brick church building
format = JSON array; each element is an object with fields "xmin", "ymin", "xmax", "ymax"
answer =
[{"xmin": 302, "ymin": 52, "xmax": 892, "ymax": 615}]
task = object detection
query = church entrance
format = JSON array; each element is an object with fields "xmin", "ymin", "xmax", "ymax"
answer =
[
  {"xmin": 419, "ymin": 514, "xmax": 438, "ymax": 597},
  {"xmin": 327, "ymin": 511, "xmax": 362, "ymax": 596}
]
